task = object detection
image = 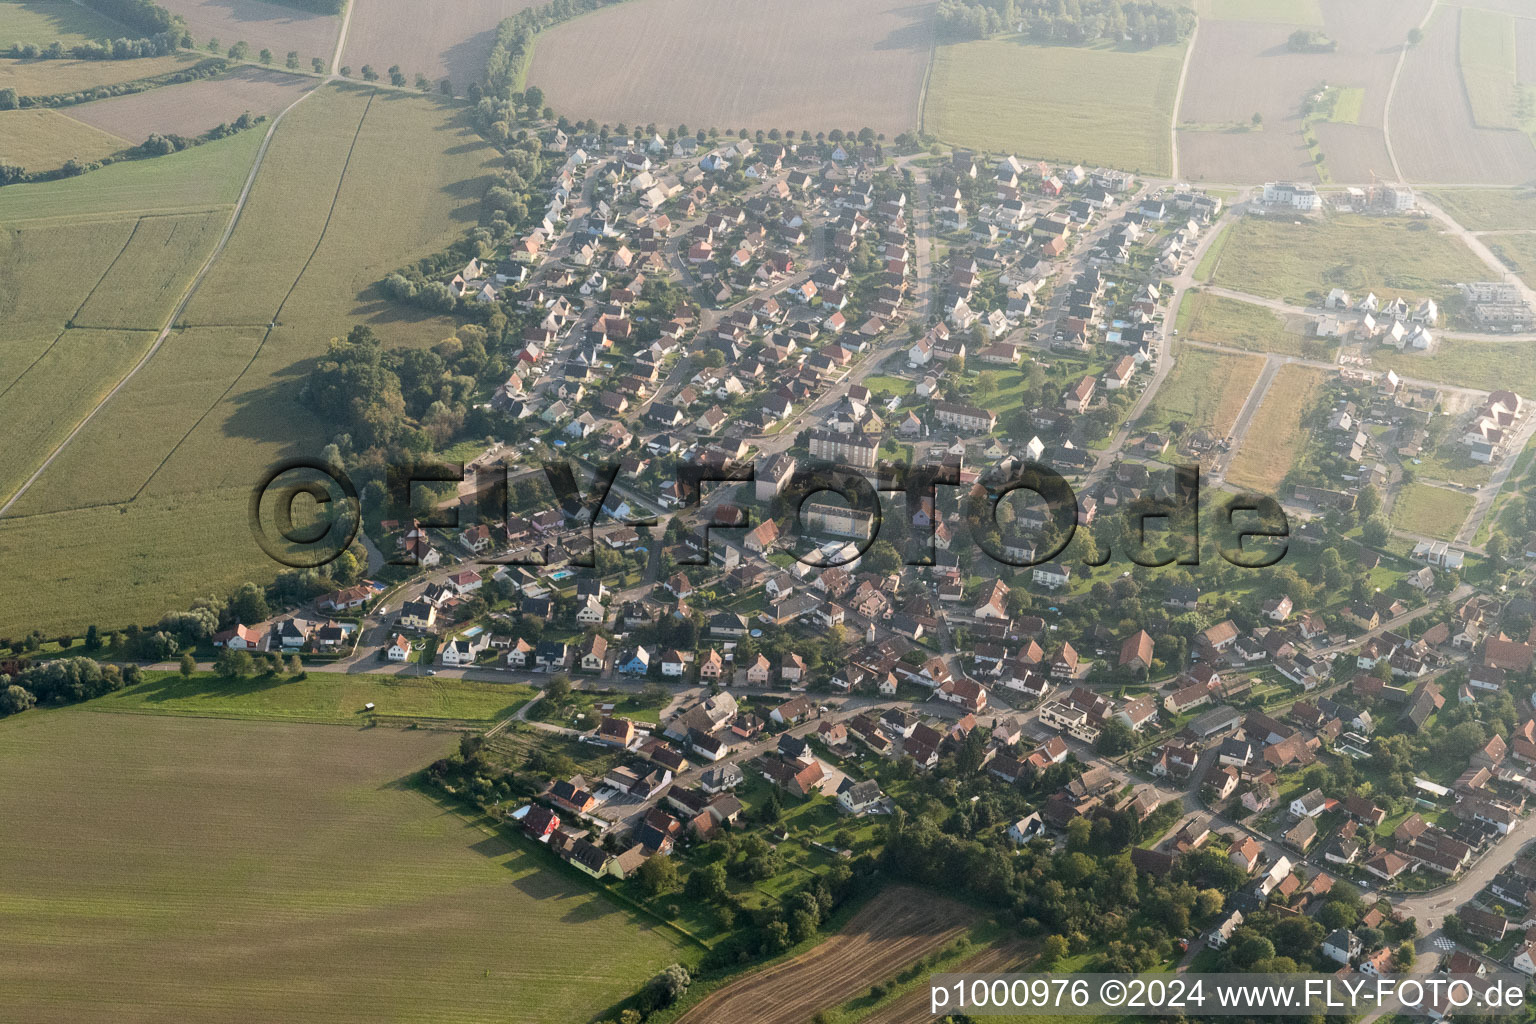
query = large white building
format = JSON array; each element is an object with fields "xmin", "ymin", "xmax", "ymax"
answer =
[{"xmin": 1262, "ymin": 181, "xmax": 1322, "ymax": 212}]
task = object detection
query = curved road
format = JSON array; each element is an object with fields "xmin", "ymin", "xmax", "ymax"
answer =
[{"xmin": 0, "ymin": 3, "xmax": 359, "ymax": 517}]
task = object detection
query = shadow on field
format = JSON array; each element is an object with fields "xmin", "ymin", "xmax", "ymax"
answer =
[
  {"xmin": 873, "ymin": 5, "xmax": 935, "ymax": 52},
  {"xmin": 123, "ymin": 672, "xmax": 293, "ymax": 703}
]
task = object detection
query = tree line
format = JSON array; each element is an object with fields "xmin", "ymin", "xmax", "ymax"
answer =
[
  {"xmin": 937, "ymin": 0, "xmax": 1194, "ymax": 46},
  {"xmin": 0, "ymin": 658, "xmax": 142, "ymax": 718}
]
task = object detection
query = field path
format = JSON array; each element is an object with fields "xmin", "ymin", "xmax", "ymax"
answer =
[
  {"xmin": 1382, "ymin": 0, "xmax": 1441, "ymax": 182},
  {"xmin": 1169, "ymin": 16, "xmax": 1198, "ymax": 182},
  {"xmin": 674, "ymin": 887, "xmax": 974, "ymax": 1024},
  {"xmin": 0, "ymin": 1, "xmax": 359, "ymax": 518}
]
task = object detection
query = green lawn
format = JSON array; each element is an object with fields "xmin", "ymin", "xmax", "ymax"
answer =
[
  {"xmin": 94, "ymin": 670, "xmax": 537, "ymax": 723},
  {"xmin": 1425, "ymin": 189, "xmax": 1536, "ymax": 231},
  {"xmin": 1459, "ymin": 7, "xmax": 1519, "ymax": 131},
  {"xmin": 925, "ymin": 35, "xmax": 1185, "ymax": 176},
  {"xmin": 1390, "ymin": 482, "xmax": 1475, "ymax": 541},
  {"xmin": 1209, "ymin": 214, "xmax": 1488, "ymax": 305},
  {"xmin": 1142, "ymin": 345, "xmax": 1266, "ymax": 435},
  {"xmin": 0, "ymin": 0, "xmax": 127, "ymax": 45},
  {"xmin": 0, "ymin": 710, "xmax": 687, "ymax": 1022},
  {"xmin": 1193, "ymin": 222, "xmax": 1232, "ymax": 282},
  {"xmin": 1183, "ymin": 292, "xmax": 1331, "ymax": 358},
  {"xmin": 1328, "ymin": 86, "xmax": 1364, "ymax": 124}
]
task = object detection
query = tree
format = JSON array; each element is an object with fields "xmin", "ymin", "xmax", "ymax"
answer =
[
  {"xmin": 545, "ymin": 674, "xmax": 571, "ymax": 706},
  {"xmin": 85, "ymin": 625, "xmax": 101, "ymax": 651},
  {"xmin": 258, "ymin": 48, "xmax": 272, "ymax": 64},
  {"xmin": 685, "ymin": 861, "xmax": 728, "ymax": 902},
  {"xmin": 1361, "ymin": 517, "xmax": 1390, "ymax": 548},
  {"xmin": 228, "ymin": 41, "xmax": 249, "ymax": 60},
  {"xmin": 179, "ymin": 652, "xmax": 196, "ymax": 677},
  {"xmin": 1251, "ymin": 112, "xmax": 1263, "ymax": 127},
  {"xmin": 1041, "ymin": 933, "xmax": 1069, "ymax": 967},
  {"xmin": 1408, "ymin": 27, "xmax": 1423, "ymax": 45},
  {"xmin": 360, "ymin": 64, "xmax": 377, "ymax": 81},
  {"xmin": 285, "ymin": 50, "xmax": 299, "ymax": 69},
  {"xmin": 313, "ymin": 57, "xmax": 325, "ymax": 73},
  {"xmin": 645, "ymin": 964, "xmax": 690, "ymax": 1010},
  {"xmin": 638, "ymin": 854, "xmax": 677, "ymax": 895},
  {"xmin": 231, "ymin": 582, "xmax": 269, "ymax": 625},
  {"xmin": 1355, "ymin": 484, "xmax": 1381, "ymax": 521},
  {"xmin": 415, "ymin": 72, "xmax": 431, "ymax": 92},
  {"xmin": 287, "ymin": 654, "xmax": 304, "ymax": 676},
  {"xmin": 388, "ymin": 65, "xmax": 406, "ymax": 87},
  {"xmin": 0, "ymin": 88, "xmax": 18, "ymax": 111},
  {"xmin": 215, "ymin": 648, "xmax": 255, "ymax": 678}
]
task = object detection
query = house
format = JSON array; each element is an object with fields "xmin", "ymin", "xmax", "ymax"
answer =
[
  {"xmin": 1007, "ymin": 813, "xmax": 1046, "ymax": 845},
  {"xmin": 1290, "ymin": 789, "xmax": 1327, "ymax": 818},
  {"xmin": 1284, "ymin": 815, "xmax": 1318, "ymax": 852},
  {"xmin": 440, "ymin": 634, "xmax": 489, "ymax": 667},
  {"xmin": 1119, "ymin": 630, "xmax": 1155, "ymax": 672},
  {"xmin": 836, "ymin": 778, "xmax": 883, "ymax": 815},
  {"xmin": 1321, "ymin": 928, "xmax": 1360, "ymax": 965},
  {"xmin": 578, "ymin": 634, "xmax": 608, "ymax": 673},
  {"xmin": 1230, "ymin": 836, "xmax": 1263, "ymax": 873},
  {"xmin": 1033, "ymin": 563, "xmax": 1071, "ymax": 590},
  {"xmin": 386, "ymin": 634, "xmax": 412, "ymax": 662},
  {"xmin": 1208, "ymin": 909, "xmax": 1244, "ymax": 949}
]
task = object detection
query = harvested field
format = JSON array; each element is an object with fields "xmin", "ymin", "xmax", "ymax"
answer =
[
  {"xmin": 862, "ymin": 941, "xmax": 1035, "ymax": 1024},
  {"xmin": 340, "ymin": 0, "xmax": 542, "ymax": 90},
  {"xmin": 1519, "ymin": 17, "xmax": 1536, "ymax": 86},
  {"xmin": 0, "ymin": 52, "xmax": 199, "ymax": 96},
  {"xmin": 0, "ymin": 125, "xmax": 263, "ymax": 222},
  {"xmin": 0, "ymin": 0, "xmax": 126, "ymax": 45},
  {"xmin": 529, "ymin": 0, "xmax": 933, "ymax": 138},
  {"xmin": 1201, "ymin": 0, "xmax": 1322, "ymax": 25},
  {"xmin": 1209, "ymin": 214, "xmax": 1487, "ymax": 305},
  {"xmin": 1182, "ymin": 293, "xmax": 1325, "ymax": 358},
  {"xmin": 98, "ymin": 670, "xmax": 537, "ymax": 723},
  {"xmin": 675, "ymin": 887, "xmax": 974, "ymax": 1024},
  {"xmin": 1143, "ymin": 346, "xmax": 1266, "ymax": 436},
  {"xmin": 156, "ymin": 0, "xmax": 340, "ymax": 62},
  {"xmin": 1390, "ymin": 6, "xmax": 1536, "ymax": 185},
  {"xmin": 1227, "ymin": 364, "xmax": 1327, "ymax": 492},
  {"xmin": 0, "ymin": 711, "xmax": 688, "ymax": 1024},
  {"xmin": 1391, "ymin": 482, "xmax": 1474, "ymax": 540},
  {"xmin": 0, "ymin": 106, "xmax": 128, "ymax": 170},
  {"xmin": 930, "ymin": 36, "xmax": 1183, "ymax": 175},
  {"xmin": 65, "ymin": 64, "xmax": 315, "ymax": 143},
  {"xmin": 1424, "ymin": 188, "xmax": 1536, "ymax": 231},
  {"xmin": 1488, "ymin": 231, "xmax": 1536, "ymax": 287},
  {"xmin": 1177, "ymin": 0, "xmax": 1427, "ymax": 184}
]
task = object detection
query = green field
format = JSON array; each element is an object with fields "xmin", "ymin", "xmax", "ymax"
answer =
[
  {"xmin": 1328, "ymin": 86, "xmax": 1364, "ymax": 124},
  {"xmin": 1391, "ymin": 482, "xmax": 1475, "ymax": 540},
  {"xmin": 0, "ymin": 52, "xmax": 200, "ymax": 96},
  {"xmin": 1182, "ymin": 291, "xmax": 1328, "ymax": 358},
  {"xmin": 0, "ymin": 711, "xmax": 688, "ymax": 1022},
  {"xmin": 1459, "ymin": 7, "xmax": 1519, "ymax": 131},
  {"xmin": 1375, "ymin": 339, "xmax": 1536, "ymax": 397},
  {"xmin": 0, "ymin": 106, "xmax": 129, "ymax": 170},
  {"xmin": 925, "ymin": 36, "xmax": 1185, "ymax": 176},
  {"xmin": 1210, "ymin": 214, "xmax": 1488, "ymax": 305},
  {"xmin": 74, "ymin": 211, "xmax": 228, "ymax": 328},
  {"xmin": 0, "ymin": 125, "xmax": 263, "ymax": 222},
  {"xmin": 1425, "ymin": 189, "xmax": 1536, "ymax": 231},
  {"xmin": 0, "ymin": 85, "xmax": 501, "ymax": 634},
  {"xmin": 1202, "ymin": 0, "xmax": 1322, "ymax": 25},
  {"xmin": 1192, "ymin": 222, "xmax": 1231, "ymax": 282},
  {"xmin": 98, "ymin": 670, "xmax": 537, "ymax": 723},
  {"xmin": 1488, "ymin": 231, "xmax": 1536, "ymax": 288},
  {"xmin": 0, "ymin": 0, "xmax": 126, "ymax": 45},
  {"xmin": 1142, "ymin": 345, "xmax": 1266, "ymax": 435}
]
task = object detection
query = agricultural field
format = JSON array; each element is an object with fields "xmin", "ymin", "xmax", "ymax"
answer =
[
  {"xmin": 1142, "ymin": 347, "xmax": 1267, "ymax": 437},
  {"xmin": 1390, "ymin": 6, "xmax": 1536, "ymax": 185},
  {"xmin": 0, "ymin": 124, "xmax": 264, "ymax": 221},
  {"xmin": 1459, "ymin": 7, "xmax": 1520, "ymax": 131},
  {"xmin": 674, "ymin": 887, "xmax": 974, "ymax": 1024},
  {"xmin": 1208, "ymin": 214, "xmax": 1487, "ymax": 305},
  {"xmin": 97, "ymin": 670, "xmax": 537, "ymax": 723},
  {"xmin": 860, "ymin": 940, "xmax": 1035, "ymax": 1024},
  {"xmin": 1226, "ymin": 364, "xmax": 1328, "ymax": 492},
  {"xmin": 1425, "ymin": 188, "xmax": 1536, "ymax": 231},
  {"xmin": 156, "ymin": 0, "xmax": 340, "ymax": 65},
  {"xmin": 528, "ymin": 0, "xmax": 933, "ymax": 138},
  {"xmin": 0, "ymin": 52, "xmax": 200, "ymax": 96},
  {"xmin": 0, "ymin": 85, "xmax": 500, "ymax": 631},
  {"xmin": 1176, "ymin": 0, "xmax": 1419, "ymax": 184},
  {"xmin": 0, "ymin": 710, "xmax": 688, "ymax": 1023},
  {"xmin": 340, "ymin": 0, "xmax": 542, "ymax": 90},
  {"xmin": 73, "ymin": 211, "xmax": 229, "ymax": 329},
  {"xmin": 1488, "ymin": 232, "xmax": 1536, "ymax": 288},
  {"xmin": 929, "ymin": 35, "xmax": 1183, "ymax": 176},
  {"xmin": 0, "ymin": 107, "xmax": 129, "ymax": 170},
  {"xmin": 1391, "ymin": 482, "xmax": 1475, "ymax": 540},
  {"xmin": 0, "ymin": 0, "xmax": 126, "ymax": 46},
  {"xmin": 1181, "ymin": 292, "xmax": 1324, "ymax": 358},
  {"xmin": 1375, "ymin": 340, "xmax": 1536, "ymax": 399},
  {"xmin": 64, "ymin": 65, "xmax": 316, "ymax": 143}
]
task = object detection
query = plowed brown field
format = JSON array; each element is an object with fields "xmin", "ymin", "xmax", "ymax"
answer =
[
  {"xmin": 863, "ymin": 941, "xmax": 1036, "ymax": 1024},
  {"xmin": 676, "ymin": 887, "xmax": 975, "ymax": 1024}
]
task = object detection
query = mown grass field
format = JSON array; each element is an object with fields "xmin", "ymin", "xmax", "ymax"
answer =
[
  {"xmin": 0, "ymin": 711, "xmax": 688, "ymax": 1023},
  {"xmin": 0, "ymin": 106, "xmax": 128, "ymax": 170},
  {"xmin": 98, "ymin": 670, "xmax": 537, "ymax": 723},
  {"xmin": 1391, "ymin": 482, "xmax": 1475, "ymax": 540},
  {"xmin": 0, "ymin": 52, "xmax": 200, "ymax": 95},
  {"xmin": 1142, "ymin": 346, "xmax": 1265, "ymax": 435},
  {"xmin": 0, "ymin": 85, "xmax": 500, "ymax": 634},
  {"xmin": 926, "ymin": 35, "xmax": 1184, "ymax": 176},
  {"xmin": 0, "ymin": 124, "xmax": 263, "ymax": 221},
  {"xmin": 1182, "ymin": 291, "xmax": 1326, "ymax": 358},
  {"xmin": 1227, "ymin": 364, "xmax": 1327, "ymax": 492},
  {"xmin": 1209, "ymin": 214, "xmax": 1489, "ymax": 305},
  {"xmin": 0, "ymin": 0, "xmax": 125, "ymax": 45},
  {"xmin": 1426, "ymin": 188, "xmax": 1536, "ymax": 231},
  {"xmin": 1375, "ymin": 340, "xmax": 1536, "ymax": 397},
  {"xmin": 1459, "ymin": 7, "xmax": 1519, "ymax": 131}
]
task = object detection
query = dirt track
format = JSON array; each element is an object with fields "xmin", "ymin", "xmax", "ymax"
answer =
[{"xmin": 676, "ymin": 887, "xmax": 974, "ymax": 1024}]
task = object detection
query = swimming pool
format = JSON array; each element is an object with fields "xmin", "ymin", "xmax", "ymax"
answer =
[{"xmin": 549, "ymin": 569, "xmax": 574, "ymax": 581}]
